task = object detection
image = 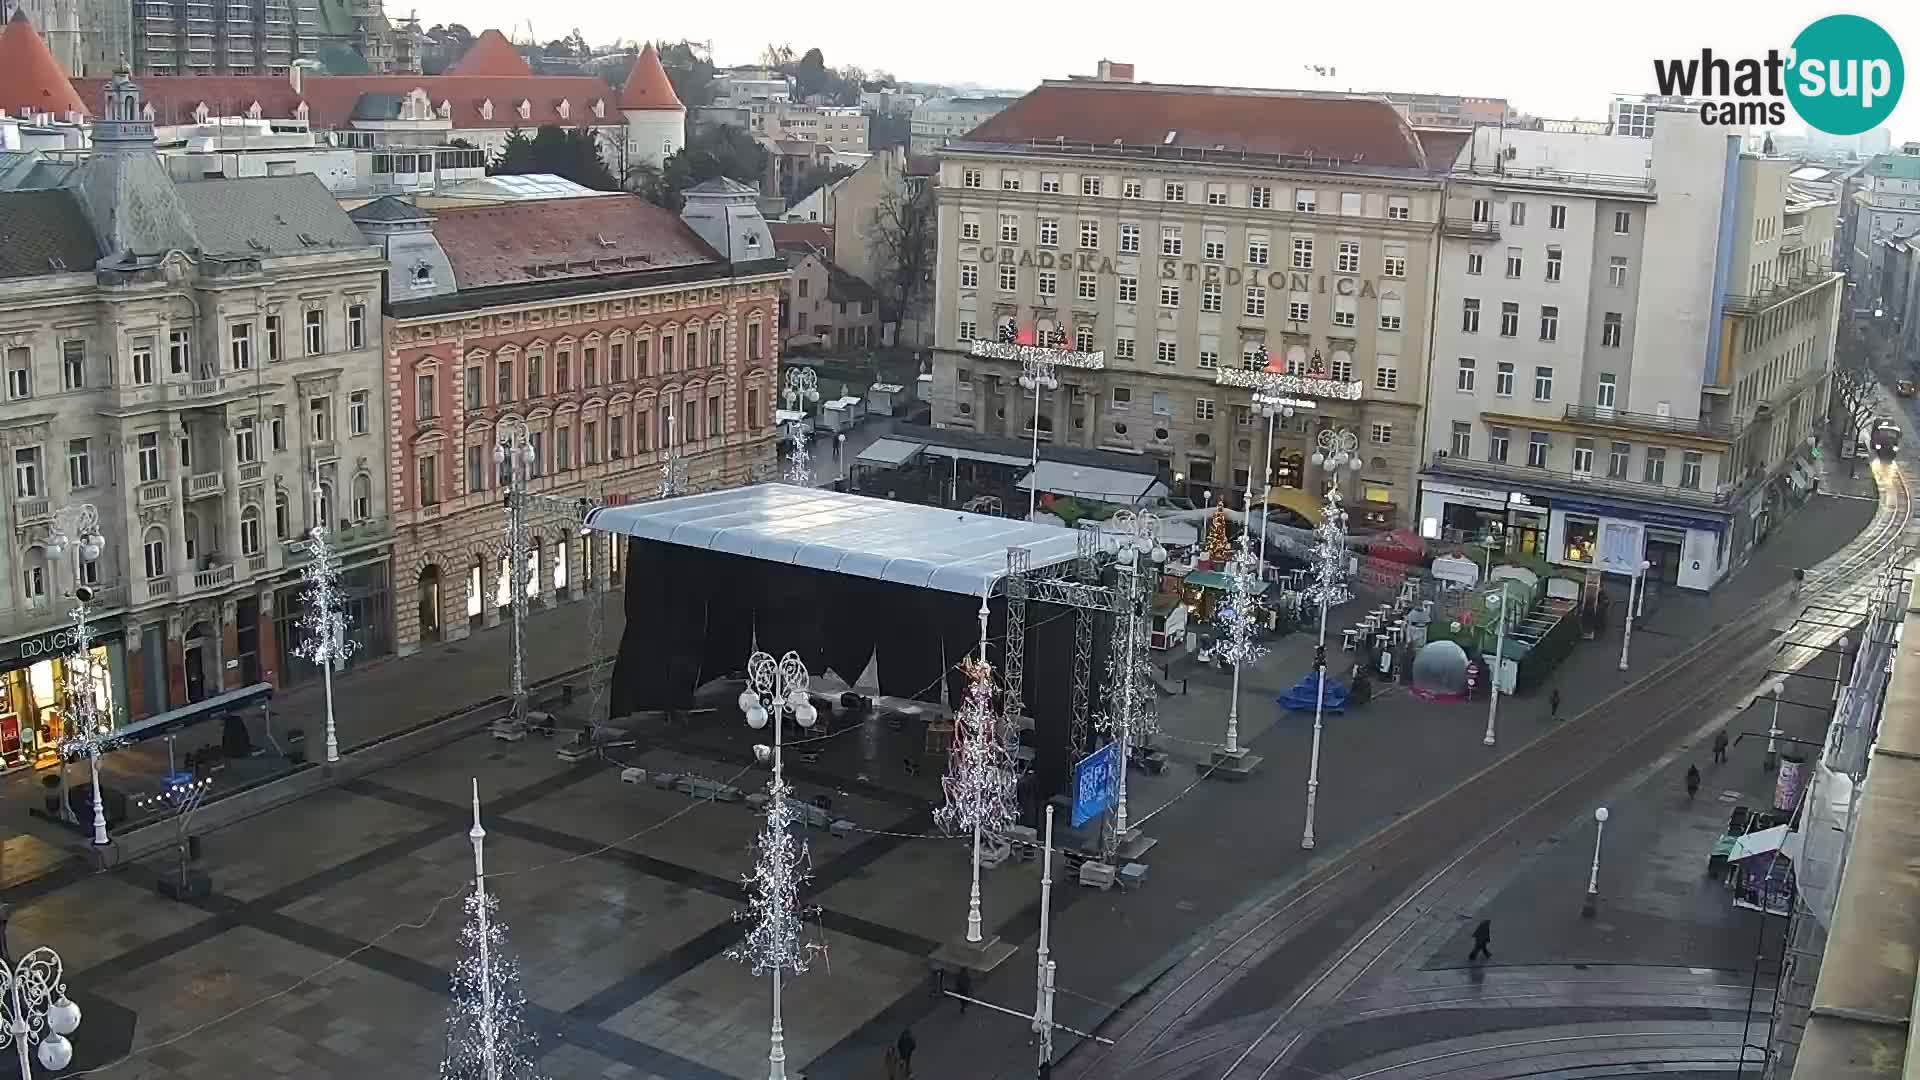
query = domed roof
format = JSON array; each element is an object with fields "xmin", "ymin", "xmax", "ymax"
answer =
[
  {"xmin": 0, "ymin": 11, "xmax": 87, "ymax": 119},
  {"xmin": 619, "ymin": 43, "xmax": 683, "ymax": 111},
  {"xmin": 446, "ymin": 29, "xmax": 532, "ymax": 78}
]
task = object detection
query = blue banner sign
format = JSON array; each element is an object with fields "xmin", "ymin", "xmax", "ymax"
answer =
[{"xmin": 1072, "ymin": 742, "xmax": 1121, "ymax": 827}]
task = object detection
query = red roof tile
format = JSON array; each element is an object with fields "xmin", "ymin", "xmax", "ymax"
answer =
[
  {"xmin": 964, "ymin": 82, "xmax": 1428, "ymax": 170},
  {"xmin": 76, "ymin": 73, "xmax": 617, "ymax": 131},
  {"xmin": 446, "ymin": 29, "xmax": 532, "ymax": 78},
  {"xmin": 619, "ymin": 43, "xmax": 682, "ymax": 111},
  {"xmin": 769, "ymin": 222, "xmax": 831, "ymax": 252},
  {"xmin": 0, "ymin": 11, "xmax": 87, "ymax": 119},
  {"xmin": 72, "ymin": 74, "xmax": 293, "ymax": 124},
  {"xmin": 1412, "ymin": 128, "xmax": 1472, "ymax": 172},
  {"xmin": 431, "ymin": 195, "xmax": 721, "ymax": 290}
]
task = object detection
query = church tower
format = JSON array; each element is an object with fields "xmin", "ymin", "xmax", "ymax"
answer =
[{"xmin": 619, "ymin": 43, "xmax": 686, "ymax": 172}]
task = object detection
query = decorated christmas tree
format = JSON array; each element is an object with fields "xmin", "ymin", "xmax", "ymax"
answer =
[
  {"xmin": 443, "ymin": 781, "xmax": 542, "ymax": 1080},
  {"xmin": 1205, "ymin": 507, "xmax": 1232, "ymax": 564}
]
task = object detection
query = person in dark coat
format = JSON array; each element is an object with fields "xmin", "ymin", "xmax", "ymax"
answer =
[
  {"xmin": 1686, "ymin": 764, "xmax": 1701, "ymax": 800},
  {"xmin": 1712, "ymin": 729, "xmax": 1729, "ymax": 765},
  {"xmin": 1469, "ymin": 919, "xmax": 1492, "ymax": 962},
  {"xmin": 1549, "ymin": 687, "xmax": 1562, "ymax": 721},
  {"xmin": 954, "ymin": 967, "xmax": 971, "ymax": 1013},
  {"xmin": 896, "ymin": 1029, "xmax": 916, "ymax": 1068}
]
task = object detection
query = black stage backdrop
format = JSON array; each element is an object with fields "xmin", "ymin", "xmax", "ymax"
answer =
[{"xmin": 606, "ymin": 537, "xmax": 1090, "ymax": 811}]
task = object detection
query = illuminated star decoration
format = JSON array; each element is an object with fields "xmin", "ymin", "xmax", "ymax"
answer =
[
  {"xmin": 729, "ymin": 775, "xmax": 825, "ymax": 977},
  {"xmin": 293, "ymin": 512, "xmax": 357, "ymax": 676},
  {"xmin": 934, "ymin": 656, "xmax": 1016, "ymax": 839}
]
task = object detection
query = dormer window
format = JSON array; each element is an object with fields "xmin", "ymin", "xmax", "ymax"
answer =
[
  {"xmin": 437, "ymin": 100, "xmax": 451, "ymax": 119},
  {"xmin": 557, "ymin": 99, "xmax": 570, "ymax": 121},
  {"xmin": 141, "ymin": 103, "xmax": 155, "ymax": 121},
  {"xmin": 411, "ymin": 262, "xmax": 434, "ymax": 288},
  {"xmin": 479, "ymin": 99, "xmax": 493, "ymax": 121},
  {"xmin": 591, "ymin": 99, "xmax": 605, "ymax": 119},
  {"xmin": 294, "ymin": 102, "xmax": 309, "ymax": 122},
  {"xmin": 516, "ymin": 100, "xmax": 530, "ymax": 120}
]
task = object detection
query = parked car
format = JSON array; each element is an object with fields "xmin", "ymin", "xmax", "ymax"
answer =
[{"xmin": 1897, "ymin": 379, "xmax": 1916, "ymax": 397}]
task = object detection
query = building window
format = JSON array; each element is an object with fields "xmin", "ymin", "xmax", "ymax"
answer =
[
  {"xmin": 1000, "ymin": 264, "xmax": 1019, "ymax": 291},
  {"xmin": 1472, "ymin": 199, "xmax": 1492, "ymax": 223},
  {"xmin": 1251, "ymin": 186, "xmax": 1273, "ymax": 209},
  {"xmin": 137, "ymin": 432, "xmax": 161, "ymax": 482},
  {"xmin": 169, "ymin": 329, "xmax": 192, "ymax": 374},
  {"xmin": 417, "ymin": 454, "xmax": 438, "ymax": 506},
  {"xmin": 1334, "ymin": 297, "xmax": 1356, "ymax": 327},
  {"xmin": 11, "ymin": 447, "xmax": 38, "ymax": 498},
  {"xmin": 1644, "ymin": 447, "xmax": 1667, "ymax": 484},
  {"xmin": 1495, "ymin": 362, "xmax": 1515, "ymax": 397},
  {"xmin": 1545, "ymin": 246, "xmax": 1563, "ymax": 282},
  {"xmin": 1370, "ymin": 423, "xmax": 1392, "ymax": 445},
  {"xmin": 1608, "ymin": 441, "xmax": 1630, "ymax": 479},
  {"xmin": 748, "ymin": 322, "xmax": 764, "ymax": 361},
  {"xmin": 1081, "ymin": 176, "xmax": 1103, "ymax": 196},
  {"xmin": 960, "ymin": 264, "xmax": 978, "ymax": 289},
  {"xmin": 1206, "ymin": 183, "xmax": 1228, "ymax": 206},
  {"xmin": 555, "ymin": 427, "xmax": 571, "ymax": 470},
  {"xmin": 465, "ymin": 365, "xmax": 483, "ymax": 409},
  {"xmin": 611, "ymin": 413, "xmax": 627, "ymax": 456},
  {"xmin": 58, "ymin": 340, "xmax": 84, "ymax": 391},
  {"xmin": 1500, "ymin": 302, "xmax": 1519, "ymax": 337},
  {"xmin": 957, "ymin": 319, "xmax": 977, "ymax": 342},
  {"xmin": 1601, "ymin": 312, "xmax": 1623, "ymax": 348},
  {"xmin": 1571, "ymin": 437, "xmax": 1594, "ymax": 474},
  {"xmin": 1195, "ymin": 398, "xmax": 1216, "ymax": 420},
  {"xmin": 999, "ymin": 214, "xmax": 1019, "ymax": 243},
  {"xmin": 1120, "ymin": 223, "xmax": 1141, "ymax": 253},
  {"xmin": 960, "ymin": 218, "xmax": 980, "ymax": 242},
  {"xmin": 1549, "ymin": 204, "xmax": 1567, "ymax": 229},
  {"xmin": 1039, "ymin": 218, "xmax": 1059, "ymax": 247},
  {"xmin": 1040, "ymin": 174, "xmax": 1062, "ymax": 194},
  {"xmin": 304, "ymin": 309, "xmax": 324, "ymax": 355},
  {"xmin": 1450, "ymin": 421, "xmax": 1471, "ymax": 457},
  {"xmin": 1110, "ymin": 386, "xmax": 1131, "ymax": 411},
  {"xmin": 1245, "ymin": 286, "xmax": 1266, "ymax": 317},
  {"xmin": 309, "ymin": 396, "xmax": 332, "ymax": 441},
  {"xmin": 271, "ymin": 413, "xmax": 285, "ymax": 451},
  {"xmin": 1204, "ymin": 233, "xmax": 1226, "ymax": 261},
  {"xmin": 610, "ymin": 342, "xmax": 625, "ymax": 382},
  {"xmin": 66, "ymin": 438, "xmax": 91, "ymax": 489},
  {"xmin": 1151, "ymin": 391, "xmax": 1172, "ymax": 417},
  {"xmin": 1461, "ymin": 298, "xmax": 1480, "ymax": 332},
  {"xmin": 234, "ymin": 420, "xmax": 257, "ymax": 464},
  {"xmin": 1001, "ymin": 170, "xmax": 1021, "ymax": 191},
  {"xmin": 1114, "ymin": 338, "xmax": 1136, "ymax": 361},
  {"xmin": 1155, "ymin": 340, "xmax": 1178, "ymax": 365},
  {"xmin": 1, "ymin": 348, "xmax": 29, "ymax": 401},
  {"xmin": 1330, "ymin": 354, "xmax": 1354, "ymax": 382},
  {"xmin": 1076, "ymin": 325, "xmax": 1094, "ymax": 352},
  {"xmin": 1288, "ymin": 298, "xmax": 1310, "ymax": 322},
  {"xmin": 1614, "ymin": 210, "xmax": 1631, "ymax": 235},
  {"xmin": 1248, "ymin": 234, "xmax": 1270, "ymax": 265},
  {"xmin": 1597, "ymin": 373, "xmax": 1618, "ymax": 408},
  {"xmin": 1527, "ymin": 431, "xmax": 1549, "ymax": 468},
  {"xmin": 1296, "ymin": 189, "xmax": 1317, "ymax": 213},
  {"xmin": 1383, "ymin": 250, "xmax": 1406, "ymax": 278},
  {"xmin": 1534, "ymin": 366, "xmax": 1554, "ymax": 401},
  {"xmin": 274, "ymin": 489, "xmax": 289, "ymax": 538},
  {"xmin": 1292, "ymin": 237, "xmax": 1313, "ymax": 269},
  {"xmin": 1038, "ymin": 271, "xmax": 1057, "ymax": 297},
  {"xmin": 526, "ymin": 355, "xmax": 543, "ymax": 398},
  {"xmin": 1336, "ymin": 241, "xmax": 1360, "ymax": 274},
  {"xmin": 1161, "ymin": 226, "xmax": 1183, "ymax": 257},
  {"xmin": 1340, "ymin": 192, "xmax": 1363, "ymax": 216},
  {"xmin": 466, "ymin": 444, "xmax": 485, "ymax": 493},
  {"xmin": 962, "ymin": 168, "xmax": 982, "ymax": 189},
  {"xmin": 1122, "ymin": 178, "xmax": 1143, "ymax": 199},
  {"xmin": 496, "ymin": 358, "xmax": 514, "ymax": 403},
  {"xmin": 1077, "ymin": 274, "xmax": 1098, "ymax": 301},
  {"xmin": 1375, "ymin": 358, "xmax": 1398, "ymax": 391},
  {"xmin": 1539, "ymin": 306, "xmax": 1559, "ymax": 341},
  {"xmin": 1387, "ymin": 196, "xmax": 1409, "ymax": 220},
  {"xmin": 143, "ymin": 527, "xmax": 167, "ymax": 579},
  {"xmin": 1456, "ymin": 357, "xmax": 1476, "ymax": 392},
  {"xmin": 266, "ymin": 315, "xmax": 281, "ymax": 362},
  {"xmin": 1163, "ymin": 181, "xmax": 1185, "ymax": 202},
  {"xmin": 1079, "ymin": 219, "xmax": 1099, "ymax": 249},
  {"xmin": 1198, "ymin": 344, "xmax": 1219, "ymax": 369},
  {"xmin": 1466, "ymin": 251, "xmax": 1484, "ymax": 275},
  {"xmin": 1488, "ymin": 426, "xmax": 1510, "ymax": 463},
  {"xmin": 1609, "ymin": 256, "xmax": 1628, "ymax": 286},
  {"xmin": 1379, "ymin": 300, "xmax": 1402, "ymax": 332},
  {"xmin": 1510, "ymin": 201, "xmax": 1527, "ymax": 226},
  {"xmin": 560, "ymin": 348, "xmax": 576, "ymax": 387},
  {"xmin": 1505, "ymin": 248, "xmax": 1523, "ymax": 278},
  {"xmin": 1680, "ymin": 451, "xmax": 1703, "ymax": 489},
  {"xmin": 241, "ymin": 506, "xmax": 262, "ymax": 556},
  {"xmin": 1160, "ymin": 284, "xmax": 1180, "ymax": 309},
  {"xmin": 131, "ymin": 340, "xmax": 155, "ymax": 385}
]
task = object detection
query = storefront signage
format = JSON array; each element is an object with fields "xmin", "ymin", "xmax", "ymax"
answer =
[
  {"xmin": 1422, "ymin": 481, "xmax": 1509, "ymax": 507},
  {"xmin": 1507, "ymin": 492, "xmax": 1540, "ymax": 508},
  {"xmin": 1551, "ymin": 497, "xmax": 1726, "ymax": 534},
  {"xmin": 0, "ymin": 618, "xmax": 125, "ymax": 668},
  {"xmin": 968, "ymin": 340, "xmax": 1107, "ymax": 366},
  {"xmin": 972, "ymin": 247, "xmax": 1386, "ymax": 296},
  {"xmin": 1215, "ymin": 368, "xmax": 1364, "ymax": 402}
]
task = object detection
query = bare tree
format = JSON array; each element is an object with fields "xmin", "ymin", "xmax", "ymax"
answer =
[
  {"xmin": 1833, "ymin": 347, "xmax": 1881, "ymax": 439},
  {"xmin": 866, "ymin": 184, "xmax": 935, "ymax": 333}
]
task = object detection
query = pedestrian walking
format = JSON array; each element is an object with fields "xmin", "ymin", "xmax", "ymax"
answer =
[
  {"xmin": 954, "ymin": 967, "xmax": 971, "ymax": 1013},
  {"xmin": 1686, "ymin": 764, "xmax": 1701, "ymax": 801},
  {"xmin": 897, "ymin": 1028, "xmax": 916, "ymax": 1068},
  {"xmin": 1712, "ymin": 729, "xmax": 1729, "ymax": 765},
  {"xmin": 1549, "ymin": 687, "xmax": 1562, "ymax": 721},
  {"xmin": 1468, "ymin": 919, "xmax": 1492, "ymax": 963}
]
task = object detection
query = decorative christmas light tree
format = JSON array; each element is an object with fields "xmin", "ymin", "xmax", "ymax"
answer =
[
  {"xmin": 1301, "ymin": 475, "xmax": 1354, "ymax": 850},
  {"xmin": 1203, "ymin": 507, "xmax": 1232, "ymax": 564},
  {"xmin": 1214, "ymin": 499, "xmax": 1269, "ymax": 763},
  {"xmin": 295, "ymin": 478, "xmax": 356, "ymax": 764},
  {"xmin": 49, "ymin": 503, "xmax": 113, "ymax": 846},
  {"xmin": 442, "ymin": 780, "xmax": 542, "ymax": 1080},
  {"xmin": 935, "ymin": 656, "xmax": 1016, "ymax": 944}
]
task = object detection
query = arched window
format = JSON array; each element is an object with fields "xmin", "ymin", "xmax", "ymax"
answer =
[
  {"xmin": 274, "ymin": 489, "xmax": 290, "ymax": 540},
  {"xmin": 317, "ymin": 481, "xmax": 333, "ymax": 530},
  {"xmin": 20, "ymin": 546, "xmax": 46, "ymax": 603},
  {"xmin": 143, "ymin": 526, "xmax": 167, "ymax": 579},
  {"xmin": 240, "ymin": 505, "xmax": 262, "ymax": 556},
  {"xmin": 352, "ymin": 472, "xmax": 373, "ymax": 521},
  {"xmin": 552, "ymin": 538, "xmax": 567, "ymax": 591}
]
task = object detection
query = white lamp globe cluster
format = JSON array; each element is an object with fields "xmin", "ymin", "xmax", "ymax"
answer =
[
  {"xmin": 738, "ymin": 688, "xmax": 818, "ymax": 731},
  {"xmin": 35, "ymin": 994, "xmax": 81, "ymax": 1069},
  {"xmin": 46, "ymin": 532, "xmax": 102, "ymax": 564},
  {"xmin": 1018, "ymin": 368, "xmax": 1058, "ymax": 392},
  {"xmin": 492, "ymin": 441, "xmax": 535, "ymax": 468}
]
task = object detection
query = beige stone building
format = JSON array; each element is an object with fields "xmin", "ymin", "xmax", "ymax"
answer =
[{"xmin": 928, "ymin": 76, "xmax": 1446, "ymax": 523}]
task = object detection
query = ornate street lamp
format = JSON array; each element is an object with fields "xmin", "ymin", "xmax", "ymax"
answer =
[
  {"xmin": 493, "ymin": 419, "xmax": 537, "ymax": 736},
  {"xmin": 48, "ymin": 505, "xmax": 110, "ymax": 846}
]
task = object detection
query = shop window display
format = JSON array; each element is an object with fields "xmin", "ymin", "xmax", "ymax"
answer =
[
  {"xmin": 1562, "ymin": 516, "xmax": 1599, "ymax": 564},
  {"xmin": 0, "ymin": 645, "xmax": 112, "ymax": 769}
]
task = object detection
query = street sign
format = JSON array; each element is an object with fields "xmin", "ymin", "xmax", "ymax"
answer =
[{"xmin": 1072, "ymin": 742, "xmax": 1121, "ymax": 827}]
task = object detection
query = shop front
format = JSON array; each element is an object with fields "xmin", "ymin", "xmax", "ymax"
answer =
[
  {"xmin": 0, "ymin": 617, "xmax": 129, "ymax": 772},
  {"xmin": 1543, "ymin": 497, "xmax": 1729, "ymax": 592},
  {"xmin": 273, "ymin": 559, "xmax": 392, "ymax": 689},
  {"xmin": 1416, "ymin": 481, "xmax": 1548, "ymax": 558}
]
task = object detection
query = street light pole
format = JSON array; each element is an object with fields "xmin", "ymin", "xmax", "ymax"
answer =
[
  {"xmin": 1765, "ymin": 678, "xmax": 1787, "ymax": 771},
  {"xmin": 493, "ymin": 418, "xmax": 536, "ymax": 737},
  {"xmin": 1484, "ymin": 591, "xmax": 1505, "ymax": 747},
  {"xmin": 1581, "ymin": 806, "xmax": 1609, "ymax": 917},
  {"xmin": 1033, "ymin": 802, "xmax": 1056, "ymax": 1071},
  {"xmin": 1019, "ymin": 357, "xmax": 1058, "ymax": 516},
  {"xmin": 47, "ymin": 505, "xmax": 109, "ymax": 846},
  {"xmin": 0, "ymin": 907, "xmax": 82, "ymax": 1075},
  {"xmin": 1215, "ymin": 471, "xmax": 1267, "ymax": 766},
  {"xmin": 1618, "ymin": 559, "xmax": 1650, "ymax": 672},
  {"xmin": 1107, "ymin": 511, "xmax": 1165, "ymax": 846},
  {"xmin": 1252, "ymin": 393, "xmax": 1294, "ymax": 582},
  {"xmin": 783, "ymin": 369, "xmax": 820, "ymax": 487},
  {"xmin": 1302, "ymin": 428, "xmax": 1360, "ymax": 850}
]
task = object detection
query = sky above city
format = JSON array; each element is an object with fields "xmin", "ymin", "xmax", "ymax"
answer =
[{"xmin": 419, "ymin": 0, "xmax": 1920, "ymax": 144}]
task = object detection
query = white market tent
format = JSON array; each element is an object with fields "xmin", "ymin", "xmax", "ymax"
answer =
[
  {"xmin": 854, "ymin": 437, "xmax": 925, "ymax": 468},
  {"xmin": 584, "ymin": 485, "xmax": 1086, "ymax": 597},
  {"xmin": 1017, "ymin": 460, "xmax": 1169, "ymax": 504}
]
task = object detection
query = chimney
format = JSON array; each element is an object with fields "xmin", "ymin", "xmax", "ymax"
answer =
[{"xmin": 1096, "ymin": 59, "xmax": 1134, "ymax": 83}]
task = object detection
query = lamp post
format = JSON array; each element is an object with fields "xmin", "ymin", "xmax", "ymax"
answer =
[
  {"xmin": 1581, "ymin": 806, "xmax": 1609, "ymax": 917},
  {"xmin": 1108, "ymin": 511, "xmax": 1166, "ymax": 845},
  {"xmin": 47, "ymin": 505, "xmax": 110, "ymax": 847},
  {"xmin": 1019, "ymin": 358, "xmax": 1059, "ymax": 516},
  {"xmin": 1214, "ymin": 471, "xmax": 1267, "ymax": 765},
  {"xmin": 494, "ymin": 418, "xmax": 536, "ymax": 736},
  {"xmin": 658, "ymin": 412, "xmax": 688, "ymax": 498},
  {"xmin": 1483, "ymin": 590, "xmax": 1505, "ymax": 747},
  {"xmin": 1033, "ymin": 802, "xmax": 1057, "ymax": 1073},
  {"xmin": 1618, "ymin": 559, "xmax": 1650, "ymax": 672},
  {"xmin": 296, "ymin": 463, "xmax": 356, "ymax": 764},
  {"xmin": 0, "ymin": 907, "xmax": 81, "ymax": 1076},
  {"xmin": 736, "ymin": 651, "xmax": 818, "ymax": 1080},
  {"xmin": 1765, "ymin": 677, "xmax": 1787, "ymax": 771},
  {"xmin": 1301, "ymin": 430, "xmax": 1358, "ymax": 850},
  {"xmin": 784, "ymin": 368, "xmax": 820, "ymax": 487},
  {"xmin": 1252, "ymin": 392, "xmax": 1296, "ymax": 581}
]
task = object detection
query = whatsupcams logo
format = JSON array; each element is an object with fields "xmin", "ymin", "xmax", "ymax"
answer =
[{"xmin": 1651, "ymin": 14, "xmax": 1903, "ymax": 135}]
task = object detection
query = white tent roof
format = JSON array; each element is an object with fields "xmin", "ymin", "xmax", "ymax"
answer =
[
  {"xmin": 584, "ymin": 485, "xmax": 1085, "ymax": 596},
  {"xmin": 855, "ymin": 437, "xmax": 924, "ymax": 467},
  {"xmin": 1730, "ymin": 824, "xmax": 1793, "ymax": 863},
  {"xmin": 1017, "ymin": 460, "xmax": 1168, "ymax": 504}
]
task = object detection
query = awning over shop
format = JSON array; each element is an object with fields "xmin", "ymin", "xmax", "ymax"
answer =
[
  {"xmin": 1018, "ymin": 461, "xmax": 1168, "ymax": 504},
  {"xmin": 925, "ymin": 444, "xmax": 1032, "ymax": 468},
  {"xmin": 854, "ymin": 438, "xmax": 924, "ymax": 468},
  {"xmin": 1259, "ymin": 486, "xmax": 1325, "ymax": 526},
  {"xmin": 1729, "ymin": 824, "xmax": 1796, "ymax": 862}
]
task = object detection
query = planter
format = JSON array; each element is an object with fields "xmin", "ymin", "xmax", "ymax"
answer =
[
  {"xmin": 286, "ymin": 728, "xmax": 307, "ymax": 765},
  {"xmin": 41, "ymin": 774, "xmax": 62, "ymax": 816}
]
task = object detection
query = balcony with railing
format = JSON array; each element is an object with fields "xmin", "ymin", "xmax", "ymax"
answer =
[
  {"xmin": 12, "ymin": 497, "xmax": 49, "ymax": 526},
  {"xmin": 1450, "ymin": 163, "xmax": 1657, "ymax": 197},
  {"xmin": 1441, "ymin": 218, "xmax": 1502, "ymax": 241},
  {"xmin": 182, "ymin": 560, "xmax": 235, "ymax": 594},
  {"xmin": 1426, "ymin": 451, "xmax": 1733, "ymax": 510},
  {"xmin": 1724, "ymin": 261, "xmax": 1839, "ymax": 314},
  {"xmin": 187, "ymin": 472, "xmax": 225, "ymax": 499},
  {"xmin": 137, "ymin": 480, "xmax": 172, "ymax": 508},
  {"xmin": 110, "ymin": 372, "xmax": 263, "ymax": 414},
  {"xmin": 1562, "ymin": 404, "xmax": 1737, "ymax": 442}
]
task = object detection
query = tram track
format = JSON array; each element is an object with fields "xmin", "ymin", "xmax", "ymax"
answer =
[{"xmin": 1071, "ymin": 460, "xmax": 1914, "ymax": 1080}]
